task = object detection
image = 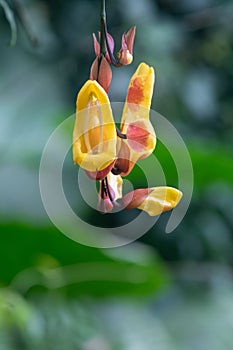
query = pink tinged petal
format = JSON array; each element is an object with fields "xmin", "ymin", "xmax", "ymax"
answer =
[
  {"xmin": 122, "ymin": 188, "xmax": 151, "ymax": 209},
  {"xmin": 85, "ymin": 160, "xmax": 116, "ymax": 181},
  {"xmin": 97, "ymin": 182, "xmax": 114, "ymax": 214},
  {"xmin": 126, "ymin": 121, "xmax": 151, "ymax": 153},
  {"xmin": 90, "ymin": 56, "xmax": 112, "ymax": 93},
  {"xmin": 121, "ymin": 33, "xmax": 127, "ymax": 50},
  {"xmin": 116, "ymin": 118, "xmax": 156, "ymax": 176},
  {"xmin": 90, "ymin": 56, "xmax": 99, "ymax": 81},
  {"xmin": 98, "ymin": 57, "xmax": 112, "ymax": 93},
  {"xmin": 93, "ymin": 33, "xmax": 100, "ymax": 57},
  {"xmin": 106, "ymin": 32, "xmax": 114, "ymax": 62},
  {"xmin": 103, "ymin": 199, "xmax": 113, "ymax": 213},
  {"xmin": 124, "ymin": 26, "xmax": 136, "ymax": 54},
  {"xmin": 122, "ymin": 187, "xmax": 183, "ymax": 216},
  {"xmin": 97, "ymin": 196, "xmax": 114, "ymax": 214},
  {"xmin": 112, "ymin": 140, "xmax": 133, "ymax": 176},
  {"xmin": 93, "ymin": 32, "xmax": 114, "ymax": 63}
]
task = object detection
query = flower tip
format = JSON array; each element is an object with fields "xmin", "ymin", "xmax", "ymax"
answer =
[
  {"xmin": 136, "ymin": 63, "xmax": 154, "ymax": 79},
  {"xmin": 143, "ymin": 187, "xmax": 183, "ymax": 216},
  {"xmin": 124, "ymin": 26, "xmax": 136, "ymax": 54},
  {"xmin": 93, "ymin": 33, "xmax": 100, "ymax": 57},
  {"xmin": 164, "ymin": 187, "xmax": 183, "ymax": 210}
]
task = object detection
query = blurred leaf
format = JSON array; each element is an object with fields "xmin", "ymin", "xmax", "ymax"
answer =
[
  {"xmin": 0, "ymin": 289, "xmax": 31, "ymax": 328},
  {"xmin": 0, "ymin": 223, "xmax": 170, "ymax": 298},
  {"xmin": 0, "ymin": 0, "xmax": 17, "ymax": 46}
]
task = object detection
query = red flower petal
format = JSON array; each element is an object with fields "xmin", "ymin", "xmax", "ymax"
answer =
[
  {"xmin": 126, "ymin": 121, "xmax": 150, "ymax": 153},
  {"xmin": 85, "ymin": 160, "xmax": 116, "ymax": 181},
  {"xmin": 121, "ymin": 188, "xmax": 151, "ymax": 209},
  {"xmin": 126, "ymin": 77, "xmax": 144, "ymax": 106}
]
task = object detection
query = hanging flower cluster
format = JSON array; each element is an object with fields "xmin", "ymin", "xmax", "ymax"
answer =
[{"xmin": 73, "ymin": 17, "xmax": 182, "ymax": 216}]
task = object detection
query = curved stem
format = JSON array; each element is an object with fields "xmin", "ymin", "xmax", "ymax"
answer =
[
  {"xmin": 116, "ymin": 127, "xmax": 127, "ymax": 139},
  {"xmin": 104, "ymin": 24, "xmax": 119, "ymax": 66},
  {"xmin": 105, "ymin": 177, "xmax": 114, "ymax": 202}
]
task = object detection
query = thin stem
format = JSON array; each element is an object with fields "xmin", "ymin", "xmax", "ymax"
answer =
[
  {"xmin": 104, "ymin": 24, "xmax": 119, "ymax": 66},
  {"xmin": 105, "ymin": 177, "xmax": 114, "ymax": 202},
  {"xmin": 100, "ymin": 0, "xmax": 106, "ymax": 57},
  {"xmin": 101, "ymin": 179, "xmax": 105, "ymax": 199},
  {"xmin": 100, "ymin": 0, "xmax": 119, "ymax": 66},
  {"xmin": 116, "ymin": 127, "xmax": 127, "ymax": 139},
  {"xmin": 104, "ymin": 22, "xmax": 119, "ymax": 67}
]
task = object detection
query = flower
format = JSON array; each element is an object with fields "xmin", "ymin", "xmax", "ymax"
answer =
[
  {"xmin": 112, "ymin": 62, "xmax": 156, "ymax": 176},
  {"xmin": 73, "ymin": 62, "xmax": 183, "ymax": 217},
  {"xmin": 73, "ymin": 80, "xmax": 117, "ymax": 178},
  {"xmin": 97, "ymin": 174, "xmax": 182, "ymax": 217}
]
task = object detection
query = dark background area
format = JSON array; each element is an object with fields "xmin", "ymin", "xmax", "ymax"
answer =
[{"xmin": 0, "ymin": 0, "xmax": 233, "ymax": 349}]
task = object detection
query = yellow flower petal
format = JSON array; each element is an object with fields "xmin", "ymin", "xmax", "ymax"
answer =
[
  {"xmin": 116, "ymin": 63, "xmax": 156, "ymax": 176},
  {"xmin": 73, "ymin": 80, "xmax": 117, "ymax": 172},
  {"xmin": 121, "ymin": 62, "xmax": 155, "ymax": 129},
  {"xmin": 138, "ymin": 187, "xmax": 183, "ymax": 216}
]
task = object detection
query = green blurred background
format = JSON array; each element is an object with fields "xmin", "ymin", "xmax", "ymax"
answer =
[{"xmin": 0, "ymin": 0, "xmax": 233, "ymax": 349}]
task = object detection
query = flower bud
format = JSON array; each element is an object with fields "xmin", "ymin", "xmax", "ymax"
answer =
[
  {"xmin": 93, "ymin": 32, "xmax": 115, "ymax": 63},
  {"xmin": 117, "ymin": 26, "xmax": 136, "ymax": 66},
  {"xmin": 90, "ymin": 56, "xmax": 112, "ymax": 93}
]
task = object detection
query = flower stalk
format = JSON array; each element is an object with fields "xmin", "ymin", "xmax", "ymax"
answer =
[{"xmin": 100, "ymin": 0, "xmax": 106, "ymax": 59}]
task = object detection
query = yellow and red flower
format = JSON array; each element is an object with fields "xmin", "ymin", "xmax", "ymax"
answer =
[
  {"xmin": 73, "ymin": 62, "xmax": 182, "ymax": 216},
  {"xmin": 113, "ymin": 62, "xmax": 156, "ymax": 176}
]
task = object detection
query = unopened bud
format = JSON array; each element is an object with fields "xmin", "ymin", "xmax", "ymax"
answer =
[
  {"xmin": 116, "ymin": 26, "xmax": 136, "ymax": 66},
  {"xmin": 90, "ymin": 56, "xmax": 112, "ymax": 93},
  {"xmin": 92, "ymin": 32, "xmax": 115, "ymax": 63}
]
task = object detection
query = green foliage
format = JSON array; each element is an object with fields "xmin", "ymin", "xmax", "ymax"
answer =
[
  {"xmin": 0, "ymin": 289, "xmax": 31, "ymax": 328},
  {"xmin": 0, "ymin": 223, "xmax": 169, "ymax": 298}
]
